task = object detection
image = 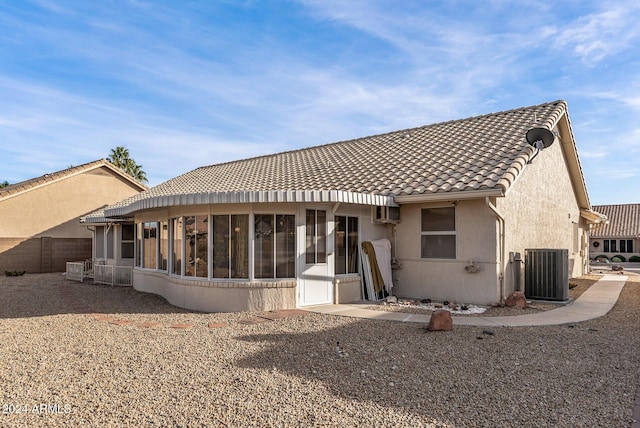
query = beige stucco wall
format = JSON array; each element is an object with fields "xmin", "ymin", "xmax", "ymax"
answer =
[
  {"xmin": 0, "ymin": 165, "xmax": 144, "ymax": 272},
  {"xmin": 497, "ymin": 134, "xmax": 587, "ymax": 295},
  {"xmin": 391, "ymin": 133, "xmax": 588, "ymax": 304},
  {"xmin": 0, "ymin": 166, "xmax": 143, "ymax": 239},
  {"xmin": 393, "ymin": 199, "xmax": 500, "ymax": 304}
]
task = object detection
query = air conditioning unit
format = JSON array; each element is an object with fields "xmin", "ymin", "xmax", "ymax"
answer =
[
  {"xmin": 524, "ymin": 248, "xmax": 569, "ymax": 302},
  {"xmin": 372, "ymin": 206, "xmax": 400, "ymax": 224}
]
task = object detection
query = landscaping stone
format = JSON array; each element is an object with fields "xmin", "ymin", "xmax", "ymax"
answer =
[
  {"xmin": 426, "ymin": 309, "xmax": 453, "ymax": 331},
  {"xmin": 505, "ymin": 291, "xmax": 527, "ymax": 308}
]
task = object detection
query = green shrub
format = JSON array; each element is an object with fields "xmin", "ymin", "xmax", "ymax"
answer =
[
  {"xmin": 630, "ymin": 255, "xmax": 640, "ymax": 262},
  {"xmin": 594, "ymin": 254, "xmax": 609, "ymax": 262},
  {"xmin": 611, "ymin": 254, "xmax": 626, "ymax": 262}
]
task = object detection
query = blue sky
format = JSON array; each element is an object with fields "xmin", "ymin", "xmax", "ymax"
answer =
[{"xmin": 0, "ymin": 0, "xmax": 638, "ymax": 205}]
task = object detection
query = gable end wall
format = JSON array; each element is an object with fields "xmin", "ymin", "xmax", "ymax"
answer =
[{"xmin": 497, "ymin": 130, "xmax": 586, "ymax": 295}]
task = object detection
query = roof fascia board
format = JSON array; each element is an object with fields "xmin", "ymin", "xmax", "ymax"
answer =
[
  {"xmin": 0, "ymin": 163, "xmax": 107, "ymax": 202},
  {"xmin": 105, "ymin": 190, "xmax": 398, "ymax": 217},
  {"xmin": 81, "ymin": 216, "xmax": 132, "ymax": 224},
  {"xmin": 100, "ymin": 160, "xmax": 149, "ymax": 191},
  {"xmin": 557, "ymin": 113, "xmax": 591, "ymax": 210},
  {"xmin": 502, "ymin": 107, "xmax": 591, "ymax": 211},
  {"xmin": 580, "ymin": 208, "xmax": 608, "ymax": 225},
  {"xmin": 394, "ymin": 189, "xmax": 504, "ymax": 204}
]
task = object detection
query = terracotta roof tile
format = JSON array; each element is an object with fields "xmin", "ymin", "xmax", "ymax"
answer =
[
  {"xmin": 106, "ymin": 100, "xmax": 570, "ymax": 214},
  {"xmin": 590, "ymin": 204, "xmax": 640, "ymax": 238}
]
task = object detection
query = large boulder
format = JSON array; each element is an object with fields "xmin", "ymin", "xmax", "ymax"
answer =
[{"xmin": 427, "ymin": 310, "xmax": 453, "ymax": 331}]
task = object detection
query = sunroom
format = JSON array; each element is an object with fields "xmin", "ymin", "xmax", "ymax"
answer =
[{"xmin": 117, "ymin": 191, "xmax": 393, "ymax": 313}]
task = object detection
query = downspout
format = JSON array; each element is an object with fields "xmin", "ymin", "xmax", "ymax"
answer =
[{"xmin": 486, "ymin": 197, "xmax": 505, "ymax": 303}]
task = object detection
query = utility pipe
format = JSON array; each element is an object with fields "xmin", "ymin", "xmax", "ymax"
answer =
[{"xmin": 486, "ymin": 197, "xmax": 505, "ymax": 303}]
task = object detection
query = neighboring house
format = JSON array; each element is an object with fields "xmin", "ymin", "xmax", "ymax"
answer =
[
  {"xmin": 94, "ymin": 100, "xmax": 605, "ymax": 312},
  {"xmin": 0, "ymin": 159, "xmax": 147, "ymax": 273},
  {"xmin": 590, "ymin": 204, "xmax": 639, "ymax": 261}
]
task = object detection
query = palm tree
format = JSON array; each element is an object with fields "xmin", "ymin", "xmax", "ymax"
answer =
[{"xmin": 108, "ymin": 146, "xmax": 148, "ymax": 183}]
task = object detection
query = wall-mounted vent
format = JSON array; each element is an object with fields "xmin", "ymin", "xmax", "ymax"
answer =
[
  {"xmin": 524, "ymin": 248, "xmax": 569, "ymax": 301},
  {"xmin": 372, "ymin": 206, "xmax": 400, "ymax": 224}
]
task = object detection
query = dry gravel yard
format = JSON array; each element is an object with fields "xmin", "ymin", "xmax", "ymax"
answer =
[
  {"xmin": 364, "ymin": 275, "xmax": 601, "ymax": 317},
  {"xmin": 1, "ymin": 273, "xmax": 639, "ymax": 427}
]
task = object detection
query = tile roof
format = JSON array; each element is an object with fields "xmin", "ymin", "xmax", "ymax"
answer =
[
  {"xmin": 590, "ymin": 204, "xmax": 640, "ymax": 238},
  {"xmin": 105, "ymin": 100, "xmax": 576, "ymax": 216},
  {"xmin": 0, "ymin": 159, "xmax": 147, "ymax": 200}
]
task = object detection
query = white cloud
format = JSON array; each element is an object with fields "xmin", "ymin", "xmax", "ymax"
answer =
[
  {"xmin": 1, "ymin": 0, "xmax": 639, "ymax": 206},
  {"xmin": 579, "ymin": 150, "xmax": 608, "ymax": 159},
  {"xmin": 553, "ymin": 2, "xmax": 640, "ymax": 64}
]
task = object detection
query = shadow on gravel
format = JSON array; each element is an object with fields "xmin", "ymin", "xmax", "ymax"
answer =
[
  {"xmin": 233, "ymin": 277, "xmax": 640, "ymax": 427},
  {"xmin": 0, "ymin": 273, "xmax": 195, "ymax": 319}
]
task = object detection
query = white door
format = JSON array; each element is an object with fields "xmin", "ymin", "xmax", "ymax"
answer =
[{"xmin": 299, "ymin": 207, "xmax": 333, "ymax": 306}]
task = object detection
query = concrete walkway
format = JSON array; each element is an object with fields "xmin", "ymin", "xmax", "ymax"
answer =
[{"xmin": 304, "ymin": 274, "xmax": 628, "ymax": 327}]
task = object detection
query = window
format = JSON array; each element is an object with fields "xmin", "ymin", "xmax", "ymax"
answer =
[
  {"xmin": 335, "ymin": 216, "xmax": 359, "ymax": 274},
  {"xmin": 171, "ymin": 218, "xmax": 183, "ymax": 275},
  {"xmin": 603, "ymin": 239, "xmax": 631, "ymax": 253},
  {"xmin": 254, "ymin": 214, "xmax": 296, "ymax": 279},
  {"xmin": 143, "ymin": 222, "xmax": 158, "ymax": 269},
  {"xmin": 159, "ymin": 221, "xmax": 169, "ymax": 271},
  {"xmin": 421, "ymin": 207, "xmax": 456, "ymax": 259},
  {"xmin": 620, "ymin": 239, "xmax": 633, "ymax": 253},
  {"xmin": 185, "ymin": 216, "xmax": 208, "ymax": 278},
  {"xmin": 254, "ymin": 214, "xmax": 274, "ymax": 278},
  {"xmin": 275, "ymin": 215, "xmax": 296, "ymax": 278},
  {"xmin": 212, "ymin": 214, "xmax": 249, "ymax": 279},
  {"xmin": 306, "ymin": 210, "xmax": 326, "ymax": 264},
  {"xmin": 231, "ymin": 215, "xmax": 249, "ymax": 278},
  {"xmin": 107, "ymin": 227, "xmax": 114, "ymax": 259},
  {"xmin": 96, "ymin": 226, "xmax": 105, "ymax": 259},
  {"xmin": 135, "ymin": 223, "xmax": 142, "ymax": 267},
  {"xmin": 121, "ymin": 224, "xmax": 135, "ymax": 259}
]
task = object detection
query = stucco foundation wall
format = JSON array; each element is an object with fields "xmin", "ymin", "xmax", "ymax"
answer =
[
  {"xmin": 335, "ymin": 275, "xmax": 362, "ymax": 303},
  {"xmin": 393, "ymin": 199, "xmax": 500, "ymax": 304},
  {"xmin": 133, "ymin": 270, "xmax": 297, "ymax": 312},
  {"xmin": 498, "ymin": 136, "xmax": 586, "ymax": 295}
]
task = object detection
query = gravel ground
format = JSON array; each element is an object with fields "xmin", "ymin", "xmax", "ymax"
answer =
[
  {"xmin": 1, "ymin": 273, "xmax": 639, "ymax": 427},
  {"xmin": 364, "ymin": 275, "xmax": 604, "ymax": 317}
]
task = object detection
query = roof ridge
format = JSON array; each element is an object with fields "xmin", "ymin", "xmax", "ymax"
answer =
[
  {"xmin": 103, "ymin": 99, "xmax": 577, "ymax": 217},
  {"xmin": 0, "ymin": 158, "xmax": 147, "ymax": 199},
  {"xmin": 0, "ymin": 159, "xmax": 105, "ymax": 196}
]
